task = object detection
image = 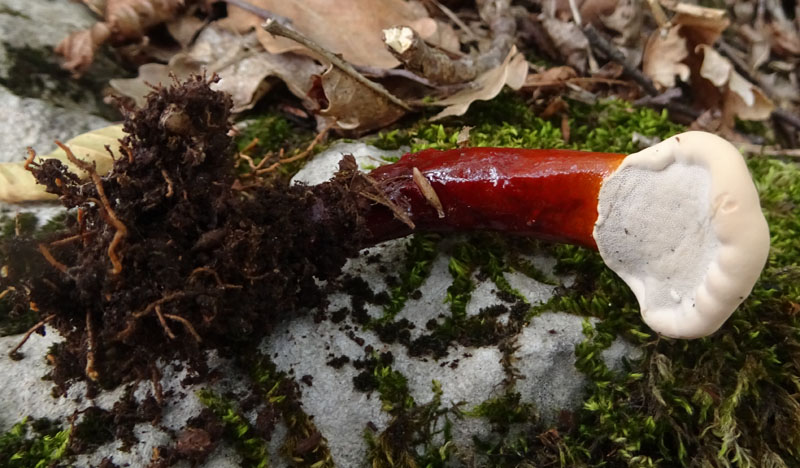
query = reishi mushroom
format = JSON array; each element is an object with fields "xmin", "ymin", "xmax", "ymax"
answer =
[{"xmin": 357, "ymin": 131, "xmax": 770, "ymax": 339}]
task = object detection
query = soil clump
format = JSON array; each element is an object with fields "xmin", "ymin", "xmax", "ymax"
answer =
[{"xmin": 1, "ymin": 76, "xmax": 373, "ymax": 393}]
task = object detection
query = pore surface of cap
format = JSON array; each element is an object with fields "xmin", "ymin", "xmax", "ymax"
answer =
[{"xmin": 593, "ymin": 131, "xmax": 770, "ymax": 339}]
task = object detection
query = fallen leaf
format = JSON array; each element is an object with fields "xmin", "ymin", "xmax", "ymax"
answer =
[
  {"xmin": 222, "ymin": 0, "xmax": 451, "ymax": 69},
  {"xmin": 56, "ymin": 0, "xmax": 185, "ymax": 76},
  {"xmin": 0, "ymin": 125, "xmax": 125, "ymax": 203},
  {"xmin": 431, "ymin": 47, "xmax": 528, "ymax": 120},
  {"xmin": 724, "ymin": 70, "xmax": 775, "ymax": 122},
  {"xmin": 540, "ymin": 17, "xmax": 590, "ymax": 73},
  {"xmin": 670, "ymin": 3, "xmax": 729, "ymax": 45},
  {"xmin": 110, "ymin": 26, "xmax": 325, "ymax": 112},
  {"xmin": 523, "ymin": 66, "xmax": 577, "ymax": 88},
  {"xmin": 695, "ymin": 45, "xmax": 775, "ymax": 124},
  {"xmin": 642, "ymin": 26, "xmax": 690, "ymax": 88},
  {"xmin": 697, "ymin": 45, "xmax": 732, "ymax": 87},
  {"xmin": 309, "ymin": 67, "xmax": 407, "ymax": 135},
  {"xmin": 767, "ymin": 20, "xmax": 800, "ymax": 57},
  {"xmin": 599, "ymin": 0, "xmax": 643, "ymax": 46}
]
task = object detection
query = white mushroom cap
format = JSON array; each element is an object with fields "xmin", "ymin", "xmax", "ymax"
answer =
[{"xmin": 593, "ymin": 131, "xmax": 770, "ymax": 339}]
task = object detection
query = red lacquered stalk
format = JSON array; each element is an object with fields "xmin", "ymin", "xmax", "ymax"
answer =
[{"xmin": 364, "ymin": 147, "xmax": 626, "ymax": 248}]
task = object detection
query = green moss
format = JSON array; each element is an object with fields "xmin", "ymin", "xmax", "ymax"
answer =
[
  {"xmin": 375, "ymin": 235, "xmax": 440, "ymax": 324},
  {"xmin": 198, "ymin": 389, "xmax": 271, "ymax": 468},
  {"xmin": 236, "ymin": 114, "xmax": 295, "ymax": 154},
  {"xmin": 0, "ymin": 417, "xmax": 69, "ymax": 468},
  {"xmin": 526, "ymin": 156, "xmax": 800, "ymax": 466},
  {"xmin": 365, "ymin": 380, "xmax": 456, "ymax": 468},
  {"xmin": 249, "ymin": 354, "xmax": 334, "ymax": 467}
]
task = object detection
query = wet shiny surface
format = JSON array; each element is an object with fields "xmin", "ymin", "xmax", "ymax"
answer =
[{"xmin": 366, "ymin": 147, "xmax": 625, "ymax": 248}]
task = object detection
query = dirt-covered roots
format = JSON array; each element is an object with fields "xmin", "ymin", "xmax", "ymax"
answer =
[{"xmin": 6, "ymin": 76, "xmax": 372, "ymax": 390}]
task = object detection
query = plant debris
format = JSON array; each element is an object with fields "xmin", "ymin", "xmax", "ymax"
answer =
[{"xmin": 2, "ymin": 76, "xmax": 376, "ymax": 391}]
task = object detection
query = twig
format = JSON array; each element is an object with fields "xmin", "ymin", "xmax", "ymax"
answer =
[
  {"xmin": 412, "ymin": 167, "xmax": 445, "ymax": 218},
  {"xmin": 260, "ymin": 18, "xmax": 411, "ymax": 111},
  {"xmin": 384, "ymin": 0, "xmax": 515, "ymax": 85},
  {"xmin": 57, "ymin": 141, "xmax": 128, "ymax": 274},
  {"xmin": 646, "ymin": 0, "xmax": 671, "ymax": 28},
  {"xmin": 426, "ymin": 0, "xmax": 479, "ymax": 42},
  {"xmin": 38, "ymin": 244, "xmax": 68, "ymax": 273},
  {"xmin": 8, "ymin": 314, "xmax": 56, "ymax": 359},
  {"xmin": 582, "ymin": 25, "xmax": 659, "ymax": 96},
  {"xmin": 772, "ymin": 109, "xmax": 800, "ymax": 131},
  {"xmin": 222, "ymin": 0, "xmax": 292, "ymax": 25},
  {"xmin": 737, "ymin": 143, "xmax": 800, "ymax": 159},
  {"xmin": 85, "ymin": 309, "xmax": 99, "ymax": 381}
]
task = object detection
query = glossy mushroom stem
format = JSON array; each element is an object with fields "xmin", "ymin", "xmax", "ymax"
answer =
[{"xmin": 363, "ymin": 147, "xmax": 626, "ymax": 248}]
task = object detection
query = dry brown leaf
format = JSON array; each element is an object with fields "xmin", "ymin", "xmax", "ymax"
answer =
[
  {"xmin": 165, "ymin": 14, "xmax": 207, "ymax": 47},
  {"xmin": 540, "ymin": 17, "xmax": 590, "ymax": 73},
  {"xmin": 431, "ymin": 47, "xmax": 527, "ymax": 120},
  {"xmin": 670, "ymin": 3, "xmax": 729, "ymax": 45},
  {"xmin": 110, "ymin": 26, "xmax": 325, "ymax": 113},
  {"xmin": 642, "ymin": 26, "xmax": 690, "ymax": 88},
  {"xmin": 309, "ymin": 67, "xmax": 406, "ymax": 135},
  {"xmin": 56, "ymin": 0, "xmax": 185, "ymax": 76},
  {"xmin": 221, "ymin": 0, "xmax": 450, "ymax": 69},
  {"xmin": 697, "ymin": 45, "xmax": 732, "ymax": 87},
  {"xmin": 523, "ymin": 66, "xmax": 577, "ymax": 87},
  {"xmin": 767, "ymin": 20, "xmax": 800, "ymax": 57},
  {"xmin": 695, "ymin": 45, "xmax": 775, "ymax": 124},
  {"xmin": 600, "ymin": 0, "xmax": 643, "ymax": 46},
  {"xmin": 724, "ymin": 70, "xmax": 775, "ymax": 122},
  {"xmin": 0, "ymin": 125, "xmax": 125, "ymax": 203}
]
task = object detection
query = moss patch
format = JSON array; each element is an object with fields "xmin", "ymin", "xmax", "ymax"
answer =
[{"xmin": 0, "ymin": 417, "xmax": 69, "ymax": 467}]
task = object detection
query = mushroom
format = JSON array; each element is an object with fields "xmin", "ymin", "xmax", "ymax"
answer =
[{"xmin": 359, "ymin": 131, "xmax": 770, "ymax": 339}]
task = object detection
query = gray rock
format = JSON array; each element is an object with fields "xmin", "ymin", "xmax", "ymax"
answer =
[
  {"xmin": 0, "ymin": 0, "xmax": 124, "ymax": 161},
  {"xmin": 291, "ymin": 141, "xmax": 407, "ymax": 186},
  {"xmin": 0, "ymin": 140, "xmax": 643, "ymax": 466},
  {"xmin": 0, "ymin": 85, "xmax": 110, "ymax": 163}
]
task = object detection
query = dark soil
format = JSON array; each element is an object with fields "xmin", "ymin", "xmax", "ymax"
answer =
[{"xmin": 2, "ymin": 76, "xmax": 375, "ymax": 393}]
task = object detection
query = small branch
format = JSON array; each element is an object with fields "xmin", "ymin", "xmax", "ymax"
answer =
[
  {"xmin": 412, "ymin": 167, "xmax": 445, "ymax": 218},
  {"xmin": 384, "ymin": 0, "xmax": 515, "ymax": 84},
  {"xmin": 583, "ymin": 25, "xmax": 659, "ymax": 96},
  {"xmin": 772, "ymin": 109, "xmax": 800, "ymax": 131},
  {"xmin": 260, "ymin": 18, "xmax": 411, "ymax": 111},
  {"xmin": 8, "ymin": 314, "xmax": 55, "ymax": 359},
  {"xmin": 426, "ymin": 0, "xmax": 479, "ymax": 42},
  {"xmin": 737, "ymin": 143, "xmax": 800, "ymax": 159},
  {"xmin": 85, "ymin": 310, "xmax": 99, "ymax": 381},
  {"xmin": 223, "ymin": 0, "xmax": 292, "ymax": 25}
]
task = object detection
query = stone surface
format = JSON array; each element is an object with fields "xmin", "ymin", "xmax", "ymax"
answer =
[
  {"xmin": 291, "ymin": 141, "xmax": 407, "ymax": 185},
  {"xmin": 0, "ymin": 85, "xmax": 111, "ymax": 163},
  {"xmin": 0, "ymin": 0, "xmax": 123, "ymax": 162},
  {"xmin": 0, "ymin": 140, "xmax": 642, "ymax": 466}
]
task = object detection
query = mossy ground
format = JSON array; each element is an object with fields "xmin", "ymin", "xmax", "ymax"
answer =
[{"xmin": 2, "ymin": 92, "xmax": 798, "ymax": 467}]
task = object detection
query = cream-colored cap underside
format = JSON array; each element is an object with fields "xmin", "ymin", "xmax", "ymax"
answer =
[{"xmin": 593, "ymin": 131, "xmax": 770, "ymax": 339}]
